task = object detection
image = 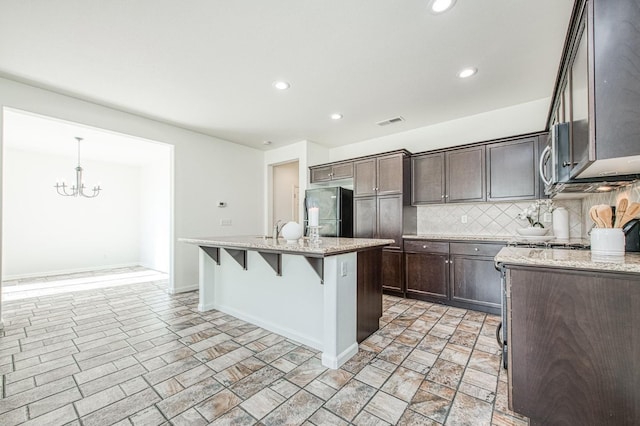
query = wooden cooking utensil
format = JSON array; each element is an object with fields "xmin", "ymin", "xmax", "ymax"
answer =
[
  {"xmin": 614, "ymin": 198, "xmax": 629, "ymax": 228},
  {"xmin": 590, "ymin": 205, "xmax": 606, "ymax": 228},
  {"xmin": 596, "ymin": 204, "xmax": 613, "ymax": 228},
  {"xmin": 618, "ymin": 202, "xmax": 640, "ymax": 228}
]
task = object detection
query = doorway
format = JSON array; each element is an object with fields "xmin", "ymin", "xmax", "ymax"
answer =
[
  {"xmin": 1, "ymin": 108, "xmax": 172, "ymax": 290},
  {"xmin": 272, "ymin": 161, "xmax": 300, "ymax": 224}
]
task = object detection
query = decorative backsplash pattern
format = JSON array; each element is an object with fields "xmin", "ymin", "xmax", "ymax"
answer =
[
  {"xmin": 416, "ymin": 199, "xmax": 583, "ymax": 238},
  {"xmin": 581, "ymin": 181, "xmax": 640, "ymax": 231}
]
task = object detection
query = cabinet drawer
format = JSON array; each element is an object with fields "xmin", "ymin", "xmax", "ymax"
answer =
[
  {"xmin": 404, "ymin": 240, "xmax": 449, "ymax": 254},
  {"xmin": 450, "ymin": 242, "xmax": 504, "ymax": 257}
]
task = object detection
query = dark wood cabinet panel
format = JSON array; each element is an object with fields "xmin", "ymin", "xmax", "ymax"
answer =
[
  {"xmin": 309, "ymin": 162, "xmax": 353, "ymax": 183},
  {"xmin": 357, "ymin": 248, "xmax": 383, "ymax": 343},
  {"xmin": 376, "ymin": 154, "xmax": 404, "ymax": 195},
  {"xmin": 354, "ymin": 159, "xmax": 377, "ymax": 197},
  {"xmin": 507, "ymin": 267, "xmax": 640, "ymax": 425},
  {"xmin": 487, "ymin": 137, "xmax": 539, "ymax": 201},
  {"xmin": 404, "ymin": 240, "xmax": 504, "ymax": 313},
  {"xmin": 377, "ymin": 195, "xmax": 403, "ymax": 248},
  {"xmin": 411, "ymin": 153, "xmax": 445, "ymax": 204},
  {"xmin": 331, "ymin": 162, "xmax": 353, "ymax": 180},
  {"xmin": 382, "ymin": 248, "xmax": 403, "ymax": 293},
  {"xmin": 446, "ymin": 146, "xmax": 486, "ymax": 203},
  {"xmin": 354, "ymin": 197, "xmax": 376, "ymax": 238},
  {"xmin": 405, "ymin": 252, "xmax": 449, "ymax": 300},
  {"xmin": 450, "ymin": 256, "xmax": 501, "ymax": 310},
  {"xmin": 310, "ymin": 166, "xmax": 333, "ymax": 183}
]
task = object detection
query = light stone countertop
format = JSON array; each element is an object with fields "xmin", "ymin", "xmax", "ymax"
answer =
[
  {"xmin": 179, "ymin": 235, "xmax": 395, "ymax": 257},
  {"xmin": 495, "ymin": 246, "xmax": 640, "ymax": 274},
  {"xmin": 403, "ymin": 234, "xmax": 590, "ymax": 247},
  {"xmin": 403, "ymin": 234, "xmax": 508, "ymax": 243}
]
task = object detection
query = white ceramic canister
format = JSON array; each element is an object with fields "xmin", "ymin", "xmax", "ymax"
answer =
[
  {"xmin": 590, "ymin": 228, "xmax": 625, "ymax": 256},
  {"xmin": 552, "ymin": 207, "xmax": 569, "ymax": 240}
]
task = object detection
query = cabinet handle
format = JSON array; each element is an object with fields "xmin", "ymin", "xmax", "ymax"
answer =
[
  {"xmin": 562, "ymin": 161, "xmax": 578, "ymax": 167},
  {"xmin": 441, "ymin": 194, "xmax": 445, "ymax": 198},
  {"xmin": 422, "ymin": 245, "xmax": 427, "ymax": 249},
  {"xmin": 474, "ymin": 248, "xmax": 479, "ymax": 251},
  {"xmin": 445, "ymin": 195, "xmax": 449, "ymax": 198}
]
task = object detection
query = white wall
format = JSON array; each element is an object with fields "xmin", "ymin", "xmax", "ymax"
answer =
[
  {"xmin": 328, "ymin": 98, "xmax": 550, "ymax": 161},
  {"xmin": 2, "ymin": 148, "xmax": 142, "ymax": 278},
  {"xmin": 0, "ymin": 77, "xmax": 264, "ymax": 309},
  {"xmin": 139, "ymin": 154, "xmax": 171, "ymax": 272}
]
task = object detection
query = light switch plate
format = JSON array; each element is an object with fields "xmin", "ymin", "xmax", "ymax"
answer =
[
  {"xmin": 220, "ymin": 219, "xmax": 232, "ymax": 226},
  {"xmin": 543, "ymin": 213, "xmax": 552, "ymax": 223},
  {"xmin": 340, "ymin": 262, "xmax": 347, "ymax": 277},
  {"xmin": 461, "ymin": 215, "xmax": 468, "ymax": 224}
]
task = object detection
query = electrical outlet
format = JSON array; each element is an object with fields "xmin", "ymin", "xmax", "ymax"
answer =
[
  {"xmin": 461, "ymin": 215, "xmax": 468, "ymax": 224},
  {"xmin": 340, "ymin": 262, "xmax": 347, "ymax": 277},
  {"xmin": 220, "ymin": 219, "xmax": 232, "ymax": 226},
  {"xmin": 543, "ymin": 213, "xmax": 552, "ymax": 223}
]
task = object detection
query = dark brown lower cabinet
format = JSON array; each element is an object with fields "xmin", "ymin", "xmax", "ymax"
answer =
[
  {"xmin": 404, "ymin": 240, "xmax": 503, "ymax": 314},
  {"xmin": 382, "ymin": 248, "xmax": 403, "ymax": 294},
  {"xmin": 405, "ymin": 251, "xmax": 449, "ymax": 300},
  {"xmin": 356, "ymin": 248, "xmax": 383, "ymax": 343},
  {"xmin": 506, "ymin": 266, "xmax": 640, "ymax": 425}
]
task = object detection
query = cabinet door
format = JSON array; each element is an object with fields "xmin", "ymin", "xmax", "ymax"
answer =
[
  {"xmin": 487, "ymin": 138, "xmax": 539, "ymax": 201},
  {"xmin": 377, "ymin": 195, "xmax": 403, "ymax": 249},
  {"xmin": 405, "ymin": 252, "xmax": 449, "ymax": 300},
  {"xmin": 354, "ymin": 196, "xmax": 377, "ymax": 238},
  {"xmin": 310, "ymin": 166, "xmax": 333, "ymax": 183},
  {"xmin": 331, "ymin": 162, "xmax": 353, "ymax": 180},
  {"xmin": 508, "ymin": 268, "xmax": 640, "ymax": 424},
  {"xmin": 376, "ymin": 154, "xmax": 404, "ymax": 195},
  {"xmin": 450, "ymin": 255, "xmax": 501, "ymax": 310},
  {"xmin": 382, "ymin": 248, "xmax": 403, "ymax": 293},
  {"xmin": 354, "ymin": 159, "xmax": 377, "ymax": 197},
  {"xmin": 446, "ymin": 146, "xmax": 486, "ymax": 203},
  {"xmin": 569, "ymin": 17, "xmax": 590, "ymax": 177},
  {"xmin": 412, "ymin": 153, "xmax": 445, "ymax": 204}
]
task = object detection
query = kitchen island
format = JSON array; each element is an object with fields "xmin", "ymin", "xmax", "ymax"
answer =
[
  {"xmin": 496, "ymin": 247, "xmax": 640, "ymax": 425},
  {"xmin": 180, "ymin": 235, "xmax": 393, "ymax": 369}
]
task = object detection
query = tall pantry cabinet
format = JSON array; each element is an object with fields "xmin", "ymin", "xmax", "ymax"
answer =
[{"xmin": 353, "ymin": 150, "xmax": 415, "ymax": 294}]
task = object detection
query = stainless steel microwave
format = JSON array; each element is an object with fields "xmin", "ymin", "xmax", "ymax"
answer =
[{"xmin": 539, "ymin": 123, "xmax": 637, "ymax": 196}]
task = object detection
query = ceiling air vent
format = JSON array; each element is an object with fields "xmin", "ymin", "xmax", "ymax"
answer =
[{"xmin": 376, "ymin": 116, "xmax": 405, "ymax": 126}]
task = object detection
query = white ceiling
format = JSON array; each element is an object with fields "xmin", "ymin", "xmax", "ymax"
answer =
[
  {"xmin": 3, "ymin": 109, "xmax": 170, "ymax": 166},
  {"xmin": 0, "ymin": 0, "xmax": 574, "ymax": 151}
]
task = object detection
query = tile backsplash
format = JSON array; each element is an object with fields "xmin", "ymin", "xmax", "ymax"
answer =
[
  {"xmin": 581, "ymin": 181, "xmax": 640, "ymax": 231},
  {"xmin": 416, "ymin": 199, "xmax": 583, "ymax": 238}
]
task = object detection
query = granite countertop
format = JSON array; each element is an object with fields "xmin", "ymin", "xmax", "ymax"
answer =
[
  {"xmin": 495, "ymin": 247, "xmax": 640, "ymax": 274},
  {"xmin": 403, "ymin": 234, "xmax": 590, "ymax": 247},
  {"xmin": 403, "ymin": 234, "xmax": 508, "ymax": 243},
  {"xmin": 179, "ymin": 235, "xmax": 395, "ymax": 256}
]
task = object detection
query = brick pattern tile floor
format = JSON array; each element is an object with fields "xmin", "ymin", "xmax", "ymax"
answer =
[{"xmin": 0, "ymin": 269, "xmax": 529, "ymax": 425}]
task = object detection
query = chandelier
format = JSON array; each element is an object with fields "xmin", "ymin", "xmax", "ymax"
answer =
[{"xmin": 54, "ymin": 137, "xmax": 102, "ymax": 198}]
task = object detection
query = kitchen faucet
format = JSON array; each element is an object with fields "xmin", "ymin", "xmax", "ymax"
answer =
[{"xmin": 273, "ymin": 220, "xmax": 284, "ymax": 240}]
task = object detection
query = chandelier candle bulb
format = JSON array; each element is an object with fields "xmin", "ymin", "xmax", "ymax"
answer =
[{"xmin": 309, "ymin": 207, "xmax": 319, "ymax": 227}]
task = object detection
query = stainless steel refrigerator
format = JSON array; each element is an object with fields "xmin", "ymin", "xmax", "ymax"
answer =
[{"xmin": 304, "ymin": 187, "xmax": 353, "ymax": 237}]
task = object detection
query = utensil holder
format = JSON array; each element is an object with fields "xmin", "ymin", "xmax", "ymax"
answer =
[{"xmin": 590, "ymin": 228, "xmax": 625, "ymax": 256}]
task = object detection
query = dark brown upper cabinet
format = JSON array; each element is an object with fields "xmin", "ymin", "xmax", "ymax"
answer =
[
  {"xmin": 309, "ymin": 161, "xmax": 353, "ymax": 183},
  {"xmin": 412, "ymin": 146, "xmax": 485, "ymax": 204},
  {"xmin": 547, "ymin": 0, "xmax": 640, "ymax": 179},
  {"xmin": 446, "ymin": 146, "xmax": 486, "ymax": 203},
  {"xmin": 487, "ymin": 137, "xmax": 540, "ymax": 201},
  {"xmin": 354, "ymin": 153, "xmax": 404, "ymax": 197},
  {"xmin": 411, "ymin": 153, "xmax": 445, "ymax": 204}
]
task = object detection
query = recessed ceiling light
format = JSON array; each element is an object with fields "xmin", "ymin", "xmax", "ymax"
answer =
[
  {"xmin": 429, "ymin": 0, "xmax": 456, "ymax": 14},
  {"xmin": 263, "ymin": 140, "xmax": 272, "ymax": 145},
  {"xmin": 458, "ymin": 67, "xmax": 477, "ymax": 78},
  {"xmin": 272, "ymin": 81, "xmax": 290, "ymax": 90},
  {"xmin": 330, "ymin": 113, "xmax": 343, "ymax": 120}
]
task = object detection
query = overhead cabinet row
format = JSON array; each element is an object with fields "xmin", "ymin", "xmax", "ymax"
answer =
[{"xmin": 411, "ymin": 135, "xmax": 544, "ymax": 205}]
